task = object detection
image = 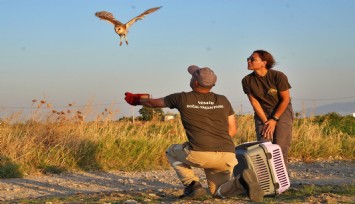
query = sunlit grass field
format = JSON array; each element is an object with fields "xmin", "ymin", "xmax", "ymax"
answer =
[{"xmin": 0, "ymin": 101, "xmax": 354, "ymax": 178}]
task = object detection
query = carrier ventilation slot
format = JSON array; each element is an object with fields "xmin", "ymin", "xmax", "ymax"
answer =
[
  {"xmin": 272, "ymin": 149, "xmax": 289, "ymax": 188},
  {"xmin": 251, "ymin": 154, "xmax": 271, "ymax": 191}
]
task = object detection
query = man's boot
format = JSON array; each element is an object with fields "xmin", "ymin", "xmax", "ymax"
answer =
[
  {"xmin": 239, "ymin": 169, "xmax": 264, "ymax": 202},
  {"xmin": 215, "ymin": 169, "xmax": 264, "ymax": 202},
  {"xmin": 179, "ymin": 181, "xmax": 207, "ymax": 199},
  {"xmin": 215, "ymin": 174, "xmax": 244, "ymax": 198}
]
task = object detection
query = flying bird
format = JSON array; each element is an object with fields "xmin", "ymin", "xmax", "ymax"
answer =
[{"xmin": 95, "ymin": 6, "xmax": 161, "ymax": 46}]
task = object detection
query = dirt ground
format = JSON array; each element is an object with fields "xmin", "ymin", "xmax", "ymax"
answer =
[{"xmin": 0, "ymin": 160, "xmax": 354, "ymax": 203}]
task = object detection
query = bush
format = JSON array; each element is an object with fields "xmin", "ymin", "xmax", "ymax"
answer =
[
  {"xmin": 313, "ymin": 112, "xmax": 355, "ymax": 136},
  {"xmin": 0, "ymin": 156, "xmax": 23, "ymax": 178}
]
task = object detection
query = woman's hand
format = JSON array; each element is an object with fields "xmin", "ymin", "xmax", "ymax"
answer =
[{"xmin": 262, "ymin": 119, "xmax": 277, "ymax": 140}]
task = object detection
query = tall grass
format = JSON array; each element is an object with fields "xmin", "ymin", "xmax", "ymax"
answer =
[
  {"xmin": 0, "ymin": 104, "xmax": 354, "ymax": 177},
  {"xmin": 1, "ymin": 119, "xmax": 186, "ymax": 174},
  {"xmin": 291, "ymin": 117, "xmax": 354, "ymax": 161}
]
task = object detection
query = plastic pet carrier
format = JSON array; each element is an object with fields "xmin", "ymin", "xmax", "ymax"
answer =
[{"xmin": 233, "ymin": 141, "xmax": 290, "ymax": 196}]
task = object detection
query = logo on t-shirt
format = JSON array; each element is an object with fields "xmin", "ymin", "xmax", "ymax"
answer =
[
  {"xmin": 186, "ymin": 101, "xmax": 224, "ymax": 110},
  {"xmin": 268, "ymin": 88, "xmax": 278, "ymax": 96}
]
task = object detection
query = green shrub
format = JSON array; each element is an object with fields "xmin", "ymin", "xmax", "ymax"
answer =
[
  {"xmin": 0, "ymin": 156, "xmax": 23, "ymax": 178},
  {"xmin": 313, "ymin": 112, "xmax": 355, "ymax": 136}
]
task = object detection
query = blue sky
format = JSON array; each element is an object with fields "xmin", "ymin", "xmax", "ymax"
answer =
[{"xmin": 1, "ymin": 0, "xmax": 354, "ymax": 119}]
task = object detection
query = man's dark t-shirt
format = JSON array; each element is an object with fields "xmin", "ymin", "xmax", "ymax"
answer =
[{"xmin": 164, "ymin": 91, "xmax": 235, "ymax": 153}]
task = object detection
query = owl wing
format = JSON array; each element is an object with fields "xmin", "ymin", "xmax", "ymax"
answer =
[
  {"xmin": 125, "ymin": 6, "xmax": 161, "ymax": 29},
  {"xmin": 95, "ymin": 11, "xmax": 123, "ymax": 26}
]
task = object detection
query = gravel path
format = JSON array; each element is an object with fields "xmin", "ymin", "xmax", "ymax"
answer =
[{"xmin": 0, "ymin": 160, "xmax": 354, "ymax": 202}]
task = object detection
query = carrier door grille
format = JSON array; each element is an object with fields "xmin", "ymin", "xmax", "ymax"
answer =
[
  {"xmin": 272, "ymin": 149, "xmax": 290, "ymax": 188},
  {"xmin": 251, "ymin": 154, "xmax": 271, "ymax": 192}
]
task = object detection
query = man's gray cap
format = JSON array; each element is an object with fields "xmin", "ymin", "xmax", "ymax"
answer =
[{"xmin": 188, "ymin": 65, "xmax": 217, "ymax": 87}]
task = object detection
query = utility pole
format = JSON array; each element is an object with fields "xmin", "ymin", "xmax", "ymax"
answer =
[{"xmin": 132, "ymin": 106, "xmax": 135, "ymax": 124}]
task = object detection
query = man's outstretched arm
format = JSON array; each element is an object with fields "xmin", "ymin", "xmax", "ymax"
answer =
[
  {"xmin": 141, "ymin": 98, "xmax": 166, "ymax": 108},
  {"xmin": 124, "ymin": 92, "xmax": 166, "ymax": 108}
]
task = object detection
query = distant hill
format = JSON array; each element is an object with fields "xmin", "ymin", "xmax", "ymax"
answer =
[{"xmin": 314, "ymin": 101, "xmax": 355, "ymax": 116}]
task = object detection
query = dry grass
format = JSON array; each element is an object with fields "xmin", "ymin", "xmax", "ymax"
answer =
[
  {"xmin": 0, "ymin": 100, "xmax": 354, "ymax": 176},
  {"xmin": 291, "ymin": 117, "xmax": 354, "ymax": 162}
]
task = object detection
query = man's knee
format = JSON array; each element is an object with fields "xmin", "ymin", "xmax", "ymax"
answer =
[
  {"xmin": 166, "ymin": 143, "xmax": 190, "ymax": 158},
  {"xmin": 165, "ymin": 144, "xmax": 174, "ymax": 157},
  {"xmin": 165, "ymin": 144, "xmax": 181, "ymax": 158}
]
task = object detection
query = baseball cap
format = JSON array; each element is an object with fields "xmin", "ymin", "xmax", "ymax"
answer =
[{"xmin": 188, "ymin": 65, "xmax": 217, "ymax": 87}]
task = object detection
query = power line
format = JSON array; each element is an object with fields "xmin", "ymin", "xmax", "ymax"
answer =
[
  {"xmin": 292, "ymin": 95, "xmax": 355, "ymax": 101},
  {"xmin": 231, "ymin": 95, "xmax": 355, "ymax": 103},
  {"xmin": 0, "ymin": 102, "xmax": 126, "ymax": 109}
]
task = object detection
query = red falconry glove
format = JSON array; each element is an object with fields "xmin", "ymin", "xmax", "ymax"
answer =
[{"xmin": 124, "ymin": 92, "xmax": 150, "ymax": 106}]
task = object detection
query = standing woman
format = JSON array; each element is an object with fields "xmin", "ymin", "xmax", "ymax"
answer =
[{"xmin": 242, "ymin": 50, "xmax": 293, "ymax": 164}]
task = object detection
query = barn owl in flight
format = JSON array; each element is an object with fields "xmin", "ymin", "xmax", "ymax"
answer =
[{"xmin": 95, "ymin": 6, "xmax": 161, "ymax": 46}]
